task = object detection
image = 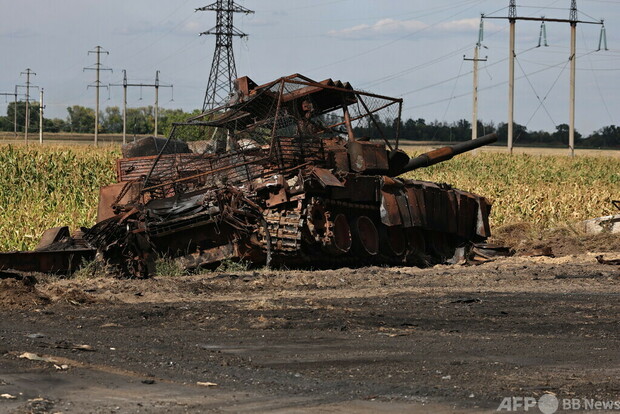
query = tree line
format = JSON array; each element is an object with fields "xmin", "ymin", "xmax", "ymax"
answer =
[
  {"xmin": 0, "ymin": 102, "xmax": 618, "ymax": 148},
  {"xmin": 0, "ymin": 102, "xmax": 200, "ymax": 137},
  {"xmin": 355, "ymin": 118, "xmax": 620, "ymax": 148}
]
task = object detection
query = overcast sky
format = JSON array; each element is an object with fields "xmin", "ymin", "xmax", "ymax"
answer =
[{"xmin": 1, "ymin": 0, "xmax": 618, "ymax": 135}]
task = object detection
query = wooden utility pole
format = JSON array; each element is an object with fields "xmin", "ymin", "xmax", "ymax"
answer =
[{"xmin": 84, "ymin": 46, "xmax": 112, "ymax": 147}]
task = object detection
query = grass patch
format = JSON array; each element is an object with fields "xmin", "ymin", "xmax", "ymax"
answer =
[
  {"xmin": 72, "ymin": 258, "xmax": 109, "ymax": 280},
  {"xmin": 155, "ymin": 256, "xmax": 188, "ymax": 277},
  {"xmin": 216, "ymin": 258, "xmax": 251, "ymax": 272}
]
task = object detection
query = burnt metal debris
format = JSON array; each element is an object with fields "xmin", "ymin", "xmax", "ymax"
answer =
[{"xmin": 1, "ymin": 74, "xmax": 498, "ymax": 277}]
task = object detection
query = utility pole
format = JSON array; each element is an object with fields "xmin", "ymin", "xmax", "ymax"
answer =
[
  {"xmin": 197, "ymin": 0, "xmax": 254, "ymax": 111},
  {"xmin": 508, "ymin": 0, "xmax": 516, "ymax": 154},
  {"xmin": 109, "ymin": 70, "xmax": 129, "ymax": 144},
  {"xmin": 464, "ymin": 16, "xmax": 488, "ymax": 142},
  {"xmin": 12, "ymin": 86, "xmax": 18, "ymax": 138},
  {"xmin": 569, "ymin": 0, "xmax": 577, "ymax": 157},
  {"xmin": 155, "ymin": 71, "xmax": 160, "ymax": 137},
  {"xmin": 110, "ymin": 71, "xmax": 172, "ymax": 142},
  {"xmin": 39, "ymin": 89, "xmax": 44, "ymax": 144},
  {"xmin": 0, "ymin": 88, "xmax": 21, "ymax": 138},
  {"xmin": 484, "ymin": 0, "xmax": 605, "ymax": 155},
  {"xmin": 84, "ymin": 46, "xmax": 112, "ymax": 147},
  {"xmin": 20, "ymin": 69, "xmax": 36, "ymax": 144}
]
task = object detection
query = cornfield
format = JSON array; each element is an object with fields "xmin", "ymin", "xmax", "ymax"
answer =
[
  {"xmin": 404, "ymin": 152, "xmax": 620, "ymax": 228},
  {"xmin": 0, "ymin": 145, "xmax": 618, "ymax": 252},
  {"xmin": 0, "ymin": 145, "xmax": 118, "ymax": 251}
]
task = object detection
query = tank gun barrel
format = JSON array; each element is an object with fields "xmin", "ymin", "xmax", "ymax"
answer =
[{"xmin": 397, "ymin": 133, "xmax": 497, "ymax": 175}]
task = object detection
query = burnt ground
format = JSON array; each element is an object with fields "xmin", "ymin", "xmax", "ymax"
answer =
[{"xmin": 1, "ymin": 246, "xmax": 620, "ymax": 413}]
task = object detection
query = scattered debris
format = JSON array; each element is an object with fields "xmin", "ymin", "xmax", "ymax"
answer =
[
  {"xmin": 451, "ymin": 298, "xmax": 482, "ymax": 304},
  {"xmin": 596, "ymin": 255, "xmax": 620, "ymax": 266},
  {"xmin": 100, "ymin": 323, "xmax": 122, "ymax": 328},
  {"xmin": 18, "ymin": 352, "xmax": 59, "ymax": 364},
  {"xmin": 54, "ymin": 341, "xmax": 95, "ymax": 352},
  {"xmin": 579, "ymin": 210, "xmax": 620, "ymax": 235},
  {"xmin": 0, "ymin": 394, "xmax": 17, "ymax": 400},
  {"xmin": 197, "ymin": 381, "xmax": 218, "ymax": 387},
  {"xmin": 141, "ymin": 379, "xmax": 156, "ymax": 385}
]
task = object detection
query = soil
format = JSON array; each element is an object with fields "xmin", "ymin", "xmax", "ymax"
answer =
[{"xmin": 1, "ymin": 237, "xmax": 620, "ymax": 413}]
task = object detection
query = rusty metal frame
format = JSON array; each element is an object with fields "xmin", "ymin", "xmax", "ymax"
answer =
[{"xmin": 355, "ymin": 93, "xmax": 393, "ymax": 151}]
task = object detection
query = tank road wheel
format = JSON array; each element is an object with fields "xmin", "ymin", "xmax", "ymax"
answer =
[
  {"xmin": 350, "ymin": 215, "xmax": 379, "ymax": 256},
  {"xmin": 426, "ymin": 231, "xmax": 458, "ymax": 263},
  {"xmin": 404, "ymin": 228, "xmax": 428, "ymax": 265},
  {"xmin": 307, "ymin": 200, "xmax": 352, "ymax": 256},
  {"xmin": 323, "ymin": 213, "xmax": 352, "ymax": 255},
  {"xmin": 405, "ymin": 228, "xmax": 426, "ymax": 254},
  {"xmin": 380, "ymin": 225, "xmax": 407, "ymax": 257}
]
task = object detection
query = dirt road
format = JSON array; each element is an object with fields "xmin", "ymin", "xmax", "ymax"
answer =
[{"xmin": 1, "ymin": 251, "xmax": 620, "ymax": 413}]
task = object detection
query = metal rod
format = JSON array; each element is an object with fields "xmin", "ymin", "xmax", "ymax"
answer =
[
  {"xmin": 284, "ymin": 79, "xmax": 403, "ymax": 104},
  {"xmin": 326, "ymin": 101, "xmax": 397, "ymax": 131}
]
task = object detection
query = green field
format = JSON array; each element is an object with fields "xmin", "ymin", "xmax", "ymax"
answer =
[{"xmin": 0, "ymin": 144, "xmax": 618, "ymax": 252}]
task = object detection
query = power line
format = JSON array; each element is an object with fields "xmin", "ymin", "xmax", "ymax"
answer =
[
  {"xmin": 303, "ymin": 0, "xmax": 486, "ymax": 74},
  {"xmin": 483, "ymin": 0, "xmax": 606, "ymax": 156},
  {"xmin": 405, "ymin": 51, "xmax": 596, "ymax": 110},
  {"xmin": 110, "ymin": 70, "xmax": 173, "ymax": 143},
  {"xmin": 515, "ymin": 55, "xmax": 558, "ymax": 127},
  {"xmin": 580, "ymin": 25, "xmax": 614, "ymax": 125}
]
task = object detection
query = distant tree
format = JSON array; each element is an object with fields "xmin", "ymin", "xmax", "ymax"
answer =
[
  {"xmin": 66, "ymin": 106, "xmax": 95, "ymax": 133},
  {"xmin": 126, "ymin": 107, "xmax": 153, "ymax": 135},
  {"xmin": 497, "ymin": 122, "xmax": 529, "ymax": 143},
  {"xmin": 158, "ymin": 108, "xmax": 200, "ymax": 137},
  {"xmin": 102, "ymin": 106, "xmax": 123, "ymax": 133},
  {"xmin": 582, "ymin": 125, "xmax": 620, "ymax": 148},
  {"xmin": 2, "ymin": 101, "xmax": 41, "ymax": 132},
  {"xmin": 551, "ymin": 123, "xmax": 581, "ymax": 145},
  {"xmin": 43, "ymin": 118, "xmax": 68, "ymax": 133}
]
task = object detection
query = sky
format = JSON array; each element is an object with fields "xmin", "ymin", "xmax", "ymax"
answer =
[{"xmin": 1, "ymin": 0, "xmax": 619, "ymax": 136}]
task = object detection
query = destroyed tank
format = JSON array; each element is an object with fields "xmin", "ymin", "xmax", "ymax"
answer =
[{"xmin": 87, "ymin": 74, "xmax": 497, "ymax": 277}]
